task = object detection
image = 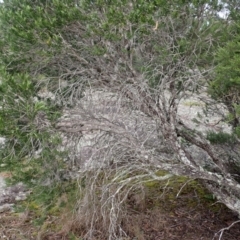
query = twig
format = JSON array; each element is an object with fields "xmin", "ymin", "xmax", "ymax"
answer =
[
  {"xmin": 213, "ymin": 220, "xmax": 240, "ymax": 240},
  {"xmin": 176, "ymin": 179, "xmax": 194, "ymax": 198}
]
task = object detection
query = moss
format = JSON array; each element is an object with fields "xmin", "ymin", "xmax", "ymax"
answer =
[
  {"xmin": 137, "ymin": 173, "xmax": 223, "ymax": 214},
  {"xmin": 155, "ymin": 170, "xmax": 169, "ymax": 176},
  {"xmin": 183, "ymin": 101, "xmax": 205, "ymax": 107},
  {"xmin": 144, "ymin": 180, "xmax": 159, "ymax": 188}
]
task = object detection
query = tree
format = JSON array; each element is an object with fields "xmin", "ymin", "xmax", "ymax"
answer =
[
  {"xmin": 209, "ymin": 6, "xmax": 240, "ymax": 135},
  {"xmin": 0, "ymin": 0, "xmax": 240, "ymax": 239},
  {"xmin": 209, "ymin": 40, "xmax": 240, "ymax": 127}
]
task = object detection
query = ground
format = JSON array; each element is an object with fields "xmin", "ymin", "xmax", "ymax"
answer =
[
  {"xmin": 1, "ymin": 176, "xmax": 240, "ymax": 240},
  {"xmin": 124, "ymin": 192, "xmax": 240, "ymax": 240}
]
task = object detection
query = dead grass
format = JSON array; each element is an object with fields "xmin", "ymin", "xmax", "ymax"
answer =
[{"xmin": 1, "ymin": 177, "xmax": 240, "ymax": 240}]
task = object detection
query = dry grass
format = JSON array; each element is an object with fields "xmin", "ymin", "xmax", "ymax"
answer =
[{"xmin": 1, "ymin": 173, "xmax": 240, "ymax": 240}]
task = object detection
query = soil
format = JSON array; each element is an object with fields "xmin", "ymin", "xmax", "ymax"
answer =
[
  {"xmin": 124, "ymin": 195, "xmax": 240, "ymax": 240},
  {"xmin": 1, "ymin": 179, "xmax": 240, "ymax": 240}
]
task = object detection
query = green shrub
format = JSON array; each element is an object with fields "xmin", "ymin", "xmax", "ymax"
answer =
[{"xmin": 206, "ymin": 131, "xmax": 236, "ymax": 144}]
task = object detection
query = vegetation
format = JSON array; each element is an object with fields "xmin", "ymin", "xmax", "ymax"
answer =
[
  {"xmin": 0, "ymin": 0, "xmax": 240, "ymax": 239},
  {"xmin": 206, "ymin": 131, "xmax": 237, "ymax": 144}
]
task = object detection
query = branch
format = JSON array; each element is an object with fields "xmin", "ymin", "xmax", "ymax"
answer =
[{"xmin": 213, "ymin": 220, "xmax": 240, "ymax": 240}]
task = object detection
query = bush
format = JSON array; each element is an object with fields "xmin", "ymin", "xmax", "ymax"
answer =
[{"xmin": 206, "ymin": 131, "xmax": 236, "ymax": 144}]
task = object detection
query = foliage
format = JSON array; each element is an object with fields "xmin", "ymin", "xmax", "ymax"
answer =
[
  {"xmin": 206, "ymin": 131, "xmax": 236, "ymax": 144},
  {"xmin": 209, "ymin": 39, "xmax": 240, "ymax": 127},
  {"xmin": 13, "ymin": 180, "xmax": 80, "ymax": 238},
  {"xmin": 0, "ymin": 0, "xmax": 240, "ymax": 239},
  {"xmin": 0, "ymin": 66, "xmax": 65, "ymax": 184},
  {"xmin": 209, "ymin": 4, "xmax": 240, "ymax": 130}
]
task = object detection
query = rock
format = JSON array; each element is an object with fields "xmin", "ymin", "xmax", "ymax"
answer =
[
  {"xmin": 0, "ymin": 203, "xmax": 14, "ymax": 213},
  {"xmin": 0, "ymin": 179, "xmax": 31, "ymax": 212},
  {"xmin": 0, "ymin": 137, "xmax": 6, "ymax": 147}
]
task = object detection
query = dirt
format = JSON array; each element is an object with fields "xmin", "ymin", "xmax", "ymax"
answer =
[
  {"xmin": 1, "ymin": 179, "xmax": 240, "ymax": 240},
  {"xmin": 122, "ymin": 185, "xmax": 240, "ymax": 240},
  {"xmin": 124, "ymin": 196, "xmax": 240, "ymax": 240}
]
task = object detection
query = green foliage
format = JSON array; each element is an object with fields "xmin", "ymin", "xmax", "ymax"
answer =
[
  {"xmin": 206, "ymin": 131, "xmax": 236, "ymax": 144},
  {"xmin": 210, "ymin": 41, "xmax": 240, "ymax": 92},
  {"xmin": 234, "ymin": 126, "xmax": 240, "ymax": 138},
  {"xmin": 0, "ymin": 0, "xmax": 84, "ymax": 73},
  {"xmin": 14, "ymin": 180, "xmax": 79, "ymax": 237},
  {"xmin": 0, "ymin": 0, "xmax": 235, "ymax": 187},
  {"xmin": 209, "ymin": 37, "xmax": 240, "ymax": 130},
  {"xmin": 0, "ymin": 66, "xmax": 65, "ymax": 184},
  {"xmin": 208, "ymin": 1, "xmax": 240, "ymax": 131}
]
